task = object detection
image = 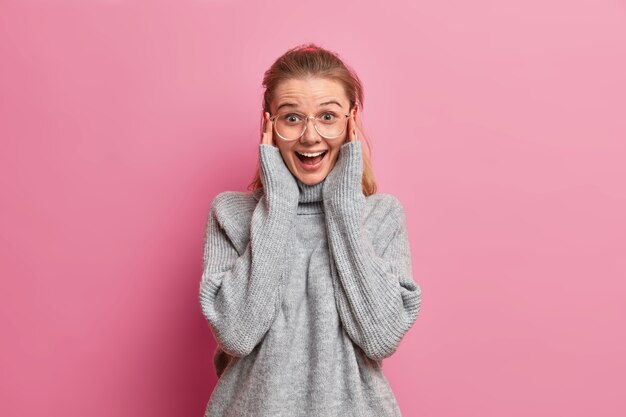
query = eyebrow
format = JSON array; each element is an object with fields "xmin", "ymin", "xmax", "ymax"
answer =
[
  {"xmin": 276, "ymin": 100, "xmax": 343, "ymax": 113},
  {"xmin": 319, "ymin": 100, "xmax": 343, "ymax": 108}
]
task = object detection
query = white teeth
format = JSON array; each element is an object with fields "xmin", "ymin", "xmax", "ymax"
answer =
[{"xmin": 296, "ymin": 150, "xmax": 326, "ymax": 157}]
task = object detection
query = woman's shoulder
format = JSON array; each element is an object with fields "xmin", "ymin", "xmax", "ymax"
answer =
[
  {"xmin": 206, "ymin": 190, "xmax": 261, "ymax": 251},
  {"xmin": 366, "ymin": 192, "xmax": 405, "ymax": 213},
  {"xmin": 210, "ymin": 189, "xmax": 262, "ymax": 219},
  {"xmin": 364, "ymin": 192, "xmax": 407, "ymax": 225}
]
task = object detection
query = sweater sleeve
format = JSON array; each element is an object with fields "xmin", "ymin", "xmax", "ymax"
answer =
[
  {"xmin": 323, "ymin": 140, "xmax": 422, "ymax": 361},
  {"xmin": 199, "ymin": 144, "xmax": 299, "ymax": 357}
]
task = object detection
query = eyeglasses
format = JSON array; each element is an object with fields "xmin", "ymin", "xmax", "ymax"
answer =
[{"xmin": 269, "ymin": 111, "xmax": 350, "ymax": 141}]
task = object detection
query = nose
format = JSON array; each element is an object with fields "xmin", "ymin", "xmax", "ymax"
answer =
[{"xmin": 299, "ymin": 117, "xmax": 321, "ymax": 144}]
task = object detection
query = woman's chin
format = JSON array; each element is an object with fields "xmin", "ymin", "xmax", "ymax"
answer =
[{"xmin": 295, "ymin": 171, "xmax": 326, "ymax": 186}]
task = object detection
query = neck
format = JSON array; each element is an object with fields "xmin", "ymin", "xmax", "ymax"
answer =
[{"xmin": 296, "ymin": 178, "xmax": 325, "ymax": 214}]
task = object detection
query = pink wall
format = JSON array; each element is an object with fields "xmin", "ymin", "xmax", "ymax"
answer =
[{"xmin": 1, "ymin": 0, "xmax": 625, "ymax": 416}]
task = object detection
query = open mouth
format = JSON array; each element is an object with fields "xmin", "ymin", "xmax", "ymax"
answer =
[{"xmin": 296, "ymin": 150, "xmax": 328, "ymax": 166}]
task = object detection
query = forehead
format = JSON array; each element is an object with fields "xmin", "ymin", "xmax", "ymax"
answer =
[{"xmin": 272, "ymin": 77, "xmax": 348, "ymax": 111}]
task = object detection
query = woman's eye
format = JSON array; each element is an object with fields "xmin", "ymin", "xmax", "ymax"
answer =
[
  {"xmin": 284, "ymin": 114, "xmax": 302, "ymax": 123},
  {"xmin": 320, "ymin": 112, "xmax": 336, "ymax": 121}
]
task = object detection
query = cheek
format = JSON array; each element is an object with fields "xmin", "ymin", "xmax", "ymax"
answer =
[
  {"xmin": 326, "ymin": 149, "xmax": 341, "ymax": 171},
  {"xmin": 277, "ymin": 145, "xmax": 298, "ymax": 173},
  {"xmin": 277, "ymin": 145, "xmax": 293, "ymax": 162}
]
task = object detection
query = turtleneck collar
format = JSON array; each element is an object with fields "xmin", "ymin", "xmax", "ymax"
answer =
[{"xmin": 296, "ymin": 178, "xmax": 325, "ymax": 214}]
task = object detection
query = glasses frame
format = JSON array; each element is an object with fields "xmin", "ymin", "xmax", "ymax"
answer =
[{"xmin": 269, "ymin": 111, "xmax": 350, "ymax": 141}]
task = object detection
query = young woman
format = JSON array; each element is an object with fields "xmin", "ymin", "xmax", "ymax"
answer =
[{"xmin": 199, "ymin": 43, "xmax": 422, "ymax": 417}]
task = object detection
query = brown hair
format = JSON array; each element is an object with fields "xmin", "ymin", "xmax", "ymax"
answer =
[{"xmin": 248, "ymin": 43, "xmax": 377, "ymax": 196}]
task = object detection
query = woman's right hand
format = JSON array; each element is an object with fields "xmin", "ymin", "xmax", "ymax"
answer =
[
  {"xmin": 261, "ymin": 112, "xmax": 275, "ymax": 147},
  {"xmin": 258, "ymin": 111, "xmax": 299, "ymax": 204}
]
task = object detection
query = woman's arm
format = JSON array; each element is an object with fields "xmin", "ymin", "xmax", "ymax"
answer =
[
  {"xmin": 199, "ymin": 144, "xmax": 299, "ymax": 357},
  {"xmin": 323, "ymin": 140, "xmax": 422, "ymax": 361}
]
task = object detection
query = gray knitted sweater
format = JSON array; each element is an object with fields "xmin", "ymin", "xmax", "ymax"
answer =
[{"xmin": 199, "ymin": 140, "xmax": 422, "ymax": 417}]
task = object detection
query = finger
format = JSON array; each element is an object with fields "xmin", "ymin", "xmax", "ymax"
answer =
[
  {"xmin": 348, "ymin": 113, "xmax": 357, "ymax": 142},
  {"xmin": 261, "ymin": 112, "xmax": 268, "ymax": 144},
  {"xmin": 262, "ymin": 112, "xmax": 275, "ymax": 146}
]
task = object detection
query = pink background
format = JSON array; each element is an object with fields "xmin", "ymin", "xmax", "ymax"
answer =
[{"xmin": 1, "ymin": 0, "xmax": 625, "ymax": 416}]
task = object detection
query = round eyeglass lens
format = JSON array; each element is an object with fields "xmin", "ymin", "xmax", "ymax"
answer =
[{"xmin": 275, "ymin": 112, "xmax": 346, "ymax": 140}]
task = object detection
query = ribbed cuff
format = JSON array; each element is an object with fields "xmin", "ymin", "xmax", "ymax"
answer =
[
  {"xmin": 322, "ymin": 140, "xmax": 365, "ymax": 212},
  {"xmin": 259, "ymin": 144, "xmax": 299, "ymax": 206}
]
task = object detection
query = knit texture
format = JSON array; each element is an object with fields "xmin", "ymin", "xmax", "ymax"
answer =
[{"xmin": 199, "ymin": 141, "xmax": 422, "ymax": 417}]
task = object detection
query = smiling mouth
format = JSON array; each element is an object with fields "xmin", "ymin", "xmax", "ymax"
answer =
[{"xmin": 296, "ymin": 150, "xmax": 328, "ymax": 166}]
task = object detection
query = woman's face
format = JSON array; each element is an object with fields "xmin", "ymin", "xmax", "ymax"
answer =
[{"xmin": 270, "ymin": 77, "xmax": 354, "ymax": 186}]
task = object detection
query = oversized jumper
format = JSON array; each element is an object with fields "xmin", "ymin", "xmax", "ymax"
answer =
[{"xmin": 199, "ymin": 141, "xmax": 422, "ymax": 417}]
